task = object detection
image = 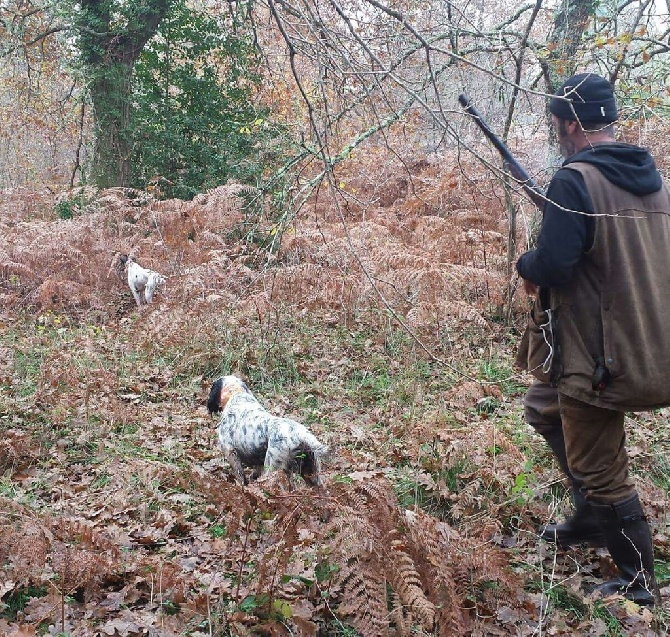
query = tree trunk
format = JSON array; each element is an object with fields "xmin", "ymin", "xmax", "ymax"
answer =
[
  {"xmin": 539, "ymin": 0, "xmax": 599, "ymax": 155},
  {"xmin": 543, "ymin": 0, "xmax": 599, "ymax": 92},
  {"xmin": 89, "ymin": 62, "xmax": 134, "ymax": 188},
  {"xmin": 76, "ymin": 0, "xmax": 173, "ymax": 188}
]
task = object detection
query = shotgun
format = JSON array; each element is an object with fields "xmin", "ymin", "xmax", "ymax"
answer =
[{"xmin": 458, "ymin": 93, "xmax": 545, "ymax": 210}]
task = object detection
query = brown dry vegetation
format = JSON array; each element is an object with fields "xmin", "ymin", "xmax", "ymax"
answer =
[{"xmin": 1, "ymin": 141, "xmax": 670, "ymax": 636}]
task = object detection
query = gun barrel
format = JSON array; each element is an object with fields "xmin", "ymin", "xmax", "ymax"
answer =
[
  {"xmin": 458, "ymin": 93, "xmax": 544, "ymax": 205},
  {"xmin": 458, "ymin": 94, "xmax": 513, "ymax": 163}
]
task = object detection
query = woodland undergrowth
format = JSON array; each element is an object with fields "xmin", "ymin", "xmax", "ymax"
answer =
[{"xmin": 1, "ymin": 139, "xmax": 670, "ymax": 636}]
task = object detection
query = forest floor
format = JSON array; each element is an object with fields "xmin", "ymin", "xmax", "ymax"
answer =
[{"xmin": 1, "ymin": 148, "xmax": 669, "ymax": 636}]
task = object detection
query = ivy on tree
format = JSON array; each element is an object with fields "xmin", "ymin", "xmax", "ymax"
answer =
[
  {"xmin": 68, "ymin": 0, "xmax": 176, "ymax": 188},
  {"xmin": 66, "ymin": 0, "xmax": 273, "ymax": 195},
  {"xmin": 130, "ymin": 0, "xmax": 272, "ymax": 200}
]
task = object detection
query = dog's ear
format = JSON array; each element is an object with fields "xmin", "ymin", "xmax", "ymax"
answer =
[
  {"xmin": 207, "ymin": 378, "xmax": 224, "ymax": 415},
  {"xmin": 241, "ymin": 381, "xmax": 251, "ymax": 394}
]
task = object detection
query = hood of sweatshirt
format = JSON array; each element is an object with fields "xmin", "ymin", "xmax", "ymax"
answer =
[{"xmin": 563, "ymin": 143, "xmax": 663, "ymax": 196}]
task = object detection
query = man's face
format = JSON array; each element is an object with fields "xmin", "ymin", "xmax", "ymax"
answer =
[{"xmin": 552, "ymin": 115, "xmax": 577, "ymax": 159}]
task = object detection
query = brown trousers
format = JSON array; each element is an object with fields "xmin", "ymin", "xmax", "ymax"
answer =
[{"xmin": 524, "ymin": 381, "xmax": 635, "ymax": 504}]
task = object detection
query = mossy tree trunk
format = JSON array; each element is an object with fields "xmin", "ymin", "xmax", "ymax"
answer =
[
  {"xmin": 88, "ymin": 62, "xmax": 134, "ymax": 188},
  {"xmin": 74, "ymin": 0, "xmax": 174, "ymax": 188}
]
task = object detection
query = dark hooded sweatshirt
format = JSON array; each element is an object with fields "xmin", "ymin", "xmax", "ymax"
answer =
[{"xmin": 516, "ymin": 143, "xmax": 663, "ymax": 287}]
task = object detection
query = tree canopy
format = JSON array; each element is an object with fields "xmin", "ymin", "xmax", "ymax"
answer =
[
  {"xmin": 0, "ymin": 0, "xmax": 668, "ymax": 194},
  {"xmin": 130, "ymin": 0, "xmax": 274, "ymax": 199}
]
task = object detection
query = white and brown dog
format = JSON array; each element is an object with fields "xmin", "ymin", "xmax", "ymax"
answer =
[
  {"xmin": 207, "ymin": 375, "xmax": 328, "ymax": 488},
  {"xmin": 120, "ymin": 255, "xmax": 166, "ymax": 306}
]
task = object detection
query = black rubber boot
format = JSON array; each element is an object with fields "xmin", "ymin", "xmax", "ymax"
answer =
[
  {"xmin": 591, "ymin": 493, "xmax": 661, "ymax": 607},
  {"xmin": 540, "ymin": 486, "xmax": 606, "ymax": 547},
  {"xmin": 539, "ymin": 429, "xmax": 606, "ymax": 547}
]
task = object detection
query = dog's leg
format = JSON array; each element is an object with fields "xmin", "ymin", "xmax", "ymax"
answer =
[
  {"xmin": 129, "ymin": 284, "xmax": 143, "ymax": 306},
  {"xmin": 263, "ymin": 447, "xmax": 285, "ymax": 475},
  {"xmin": 145, "ymin": 278, "xmax": 156, "ymax": 303},
  {"xmin": 227, "ymin": 450, "xmax": 247, "ymax": 485},
  {"xmin": 283, "ymin": 469, "xmax": 297, "ymax": 492},
  {"xmin": 266, "ymin": 446, "xmax": 303, "ymax": 491},
  {"xmin": 301, "ymin": 453, "xmax": 323, "ymax": 488}
]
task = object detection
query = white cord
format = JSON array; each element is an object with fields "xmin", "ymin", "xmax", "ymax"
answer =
[{"xmin": 539, "ymin": 308, "xmax": 555, "ymax": 374}]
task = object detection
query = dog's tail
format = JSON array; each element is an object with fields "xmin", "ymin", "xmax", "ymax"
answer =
[{"xmin": 313, "ymin": 442, "xmax": 329, "ymax": 458}]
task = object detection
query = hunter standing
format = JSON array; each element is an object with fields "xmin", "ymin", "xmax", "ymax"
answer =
[{"xmin": 516, "ymin": 72, "xmax": 670, "ymax": 606}]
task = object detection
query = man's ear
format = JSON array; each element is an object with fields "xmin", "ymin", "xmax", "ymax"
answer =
[{"xmin": 567, "ymin": 119, "xmax": 582, "ymax": 135}]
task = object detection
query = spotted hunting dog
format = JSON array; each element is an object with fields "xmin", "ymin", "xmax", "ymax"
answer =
[
  {"xmin": 120, "ymin": 255, "xmax": 166, "ymax": 306},
  {"xmin": 207, "ymin": 375, "xmax": 328, "ymax": 488}
]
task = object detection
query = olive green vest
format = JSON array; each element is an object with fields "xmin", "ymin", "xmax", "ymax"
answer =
[{"xmin": 552, "ymin": 162, "xmax": 670, "ymax": 411}]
